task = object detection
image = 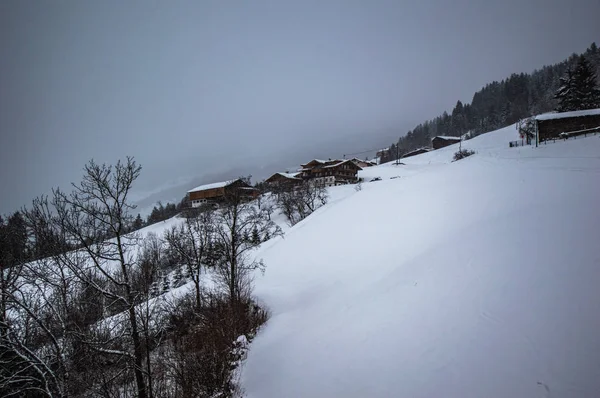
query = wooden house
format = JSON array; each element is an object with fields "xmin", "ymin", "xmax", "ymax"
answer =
[
  {"xmin": 349, "ymin": 158, "xmax": 376, "ymax": 168},
  {"xmin": 402, "ymin": 147, "xmax": 431, "ymax": 158},
  {"xmin": 264, "ymin": 172, "xmax": 303, "ymax": 190},
  {"xmin": 432, "ymin": 136, "xmax": 462, "ymax": 150},
  {"xmin": 535, "ymin": 108, "xmax": 600, "ymax": 142},
  {"xmin": 376, "ymin": 148, "xmax": 389, "ymax": 159},
  {"xmin": 187, "ymin": 179, "xmax": 257, "ymax": 207},
  {"xmin": 299, "ymin": 159, "xmax": 362, "ymax": 187}
]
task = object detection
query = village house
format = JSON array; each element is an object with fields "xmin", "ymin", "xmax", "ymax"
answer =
[
  {"xmin": 299, "ymin": 159, "xmax": 362, "ymax": 187},
  {"xmin": 349, "ymin": 158, "xmax": 376, "ymax": 168},
  {"xmin": 187, "ymin": 178, "xmax": 257, "ymax": 207},
  {"xmin": 264, "ymin": 172, "xmax": 303, "ymax": 190},
  {"xmin": 402, "ymin": 147, "xmax": 431, "ymax": 158},
  {"xmin": 535, "ymin": 108, "xmax": 600, "ymax": 142},
  {"xmin": 376, "ymin": 148, "xmax": 389, "ymax": 159},
  {"xmin": 432, "ymin": 136, "xmax": 462, "ymax": 150}
]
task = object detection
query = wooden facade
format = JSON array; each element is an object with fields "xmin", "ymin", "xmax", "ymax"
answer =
[
  {"xmin": 432, "ymin": 136, "xmax": 461, "ymax": 150},
  {"xmin": 187, "ymin": 179, "xmax": 257, "ymax": 207},
  {"xmin": 265, "ymin": 172, "xmax": 303, "ymax": 190},
  {"xmin": 349, "ymin": 158, "xmax": 376, "ymax": 168},
  {"xmin": 402, "ymin": 147, "xmax": 430, "ymax": 158},
  {"xmin": 299, "ymin": 159, "xmax": 362, "ymax": 186},
  {"xmin": 536, "ymin": 111, "xmax": 600, "ymax": 142}
]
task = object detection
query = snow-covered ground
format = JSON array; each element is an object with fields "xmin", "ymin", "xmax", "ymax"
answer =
[{"xmin": 240, "ymin": 125, "xmax": 600, "ymax": 397}]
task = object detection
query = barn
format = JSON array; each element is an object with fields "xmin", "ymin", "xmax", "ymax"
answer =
[
  {"xmin": 187, "ymin": 179, "xmax": 257, "ymax": 207},
  {"xmin": 535, "ymin": 108, "xmax": 600, "ymax": 142},
  {"xmin": 431, "ymin": 136, "xmax": 462, "ymax": 150}
]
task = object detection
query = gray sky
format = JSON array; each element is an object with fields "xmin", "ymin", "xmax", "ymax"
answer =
[{"xmin": 1, "ymin": 0, "xmax": 599, "ymax": 215}]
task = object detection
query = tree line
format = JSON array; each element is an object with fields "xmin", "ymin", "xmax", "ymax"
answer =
[{"xmin": 380, "ymin": 42, "xmax": 600, "ymax": 163}]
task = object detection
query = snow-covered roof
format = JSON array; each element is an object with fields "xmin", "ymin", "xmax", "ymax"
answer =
[
  {"xmin": 535, "ymin": 108, "xmax": 600, "ymax": 121},
  {"xmin": 268, "ymin": 172, "xmax": 301, "ymax": 180},
  {"xmin": 322, "ymin": 159, "xmax": 363, "ymax": 170},
  {"xmin": 265, "ymin": 172, "xmax": 303, "ymax": 183},
  {"xmin": 350, "ymin": 158, "xmax": 376, "ymax": 164},
  {"xmin": 187, "ymin": 179, "xmax": 237, "ymax": 193},
  {"xmin": 403, "ymin": 147, "xmax": 431, "ymax": 156},
  {"xmin": 276, "ymin": 172, "xmax": 301, "ymax": 179},
  {"xmin": 300, "ymin": 159, "xmax": 329, "ymax": 166},
  {"xmin": 300, "ymin": 159, "xmax": 345, "ymax": 169},
  {"xmin": 433, "ymin": 135, "xmax": 462, "ymax": 141}
]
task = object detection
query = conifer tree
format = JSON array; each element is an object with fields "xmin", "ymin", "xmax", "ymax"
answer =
[
  {"xmin": 573, "ymin": 55, "xmax": 600, "ymax": 110},
  {"xmin": 554, "ymin": 67, "xmax": 577, "ymax": 112},
  {"xmin": 132, "ymin": 213, "xmax": 144, "ymax": 230}
]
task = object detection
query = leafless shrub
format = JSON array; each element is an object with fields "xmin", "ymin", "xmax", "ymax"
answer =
[
  {"xmin": 453, "ymin": 148, "xmax": 475, "ymax": 161},
  {"xmin": 276, "ymin": 182, "xmax": 328, "ymax": 226},
  {"xmin": 156, "ymin": 292, "xmax": 269, "ymax": 398}
]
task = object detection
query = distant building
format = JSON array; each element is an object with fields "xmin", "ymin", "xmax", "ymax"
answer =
[
  {"xmin": 376, "ymin": 148, "xmax": 389, "ymax": 160},
  {"xmin": 432, "ymin": 136, "xmax": 462, "ymax": 150},
  {"xmin": 535, "ymin": 108, "xmax": 600, "ymax": 142},
  {"xmin": 187, "ymin": 178, "xmax": 257, "ymax": 207},
  {"xmin": 402, "ymin": 147, "xmax": 431, "ymax": 158},
  {"xmin": 349, "ymin": 158, "xmax": 376, "ymax": 168},
  {"xmin": 299, "ymin": 159, "xmax": 362, "ymax": 187},
  {"xmin": 264, "ymin": 172, "xmax": 303, "ymax": 190}
]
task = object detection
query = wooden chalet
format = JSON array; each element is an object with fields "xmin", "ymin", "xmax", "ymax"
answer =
[
  {"xmin": 432, "ymin": 136, "xmax": 461, "ymax": 150},
  {"xmin": 402, "ymin": 147, "xmax": 430, "ymax": 158},
  {"xmin": 376, "ymin": 148, "xmax": 389, "ymax": 159},
  {"xmin": 299, "ymin": 159, "xmax": 362, "ymax": 187},
  {"xmin": 349, "ymin": 158, "xmax": 376, "ymax": 168},
  {"xmin": 187, "ymin": 178, "xmax": 257, "ymax": 207},
  {"xmin": 535, "ymin": 108, "xmax": 600, "ymax": 142},
  {"xmin": 264, "ymin": 172, "xmax": 303, "ymax": 190}
]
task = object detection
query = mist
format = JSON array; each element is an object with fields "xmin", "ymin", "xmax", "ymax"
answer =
[{"xmin": 1, "ymin": 0, "xmax": 599, "ymax": 214}]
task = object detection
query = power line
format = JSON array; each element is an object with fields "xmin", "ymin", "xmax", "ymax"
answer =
[{"xmin": 343, "ymin": 146, "xmax": 388, "ymax": 159}]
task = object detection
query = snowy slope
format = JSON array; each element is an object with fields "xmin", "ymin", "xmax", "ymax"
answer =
[
  {"xmin": 241, "ymin": 127, "xmax": 600, "ymax": 397},
  {"xmin": 359, "ymin": 125, "xmax": 521, "ymax": 181}
]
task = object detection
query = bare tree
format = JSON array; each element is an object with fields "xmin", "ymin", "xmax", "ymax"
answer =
[
  {"xmin": 164, "ymin": 210, "xmax": 215, "ymax": 308},
  {"xmin": 0, "ymin": 262, "xmax": 64, "ymax": 397},
  {"xmin": 46, "ymin": 157, "xmax": 150, "ymax": 398},
  {"xmin": 0, "ymin": 321, "xmax": 61, "ymax": 397},
  {"xmin": 276, "ymin": 181, "xmax": 328, "ymax": 226},
  {"xmin": 213, "ymin": 187, "xmax": 282, "ymax": 309},
  {"xmin": 0, "ymin": 209, "xmax": 77, "ymax": 397},
  {"xmin": 135, "ymin": 232, "xmax": 163, "ymax": 296}
]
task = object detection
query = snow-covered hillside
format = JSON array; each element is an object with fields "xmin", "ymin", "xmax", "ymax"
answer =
[{"xmin": 240, "ymin": 126, "xmax": 600, "ymax": 397}]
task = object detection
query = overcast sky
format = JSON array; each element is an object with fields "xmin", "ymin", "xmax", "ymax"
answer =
[{"xmin": 1, "ymin": 0, "xmax": 599, "ymax": 215}]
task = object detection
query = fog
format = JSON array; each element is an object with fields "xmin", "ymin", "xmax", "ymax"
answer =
[{"xmin": 1, "ymin": 0, "xmax": 599, "ymax": 214}]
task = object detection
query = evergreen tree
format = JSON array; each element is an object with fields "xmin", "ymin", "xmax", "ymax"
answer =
[
  {"xmin": 132, "ymin": 213, "xmax": 144, "ymax": 230},
  {"xmin": 573, "ymin": 55, "xmax": 600, "ymax": 110},
  {"xmin": 251, "ymin": 226, "xmax": 260, "ymax": 244},
  {"xmin": 0, "ymin": 212, "xmax": 29, "ymax": 265},
  {"xmin": 554, "ymin": 67, "xmax": 577, "ymax": 112}
]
